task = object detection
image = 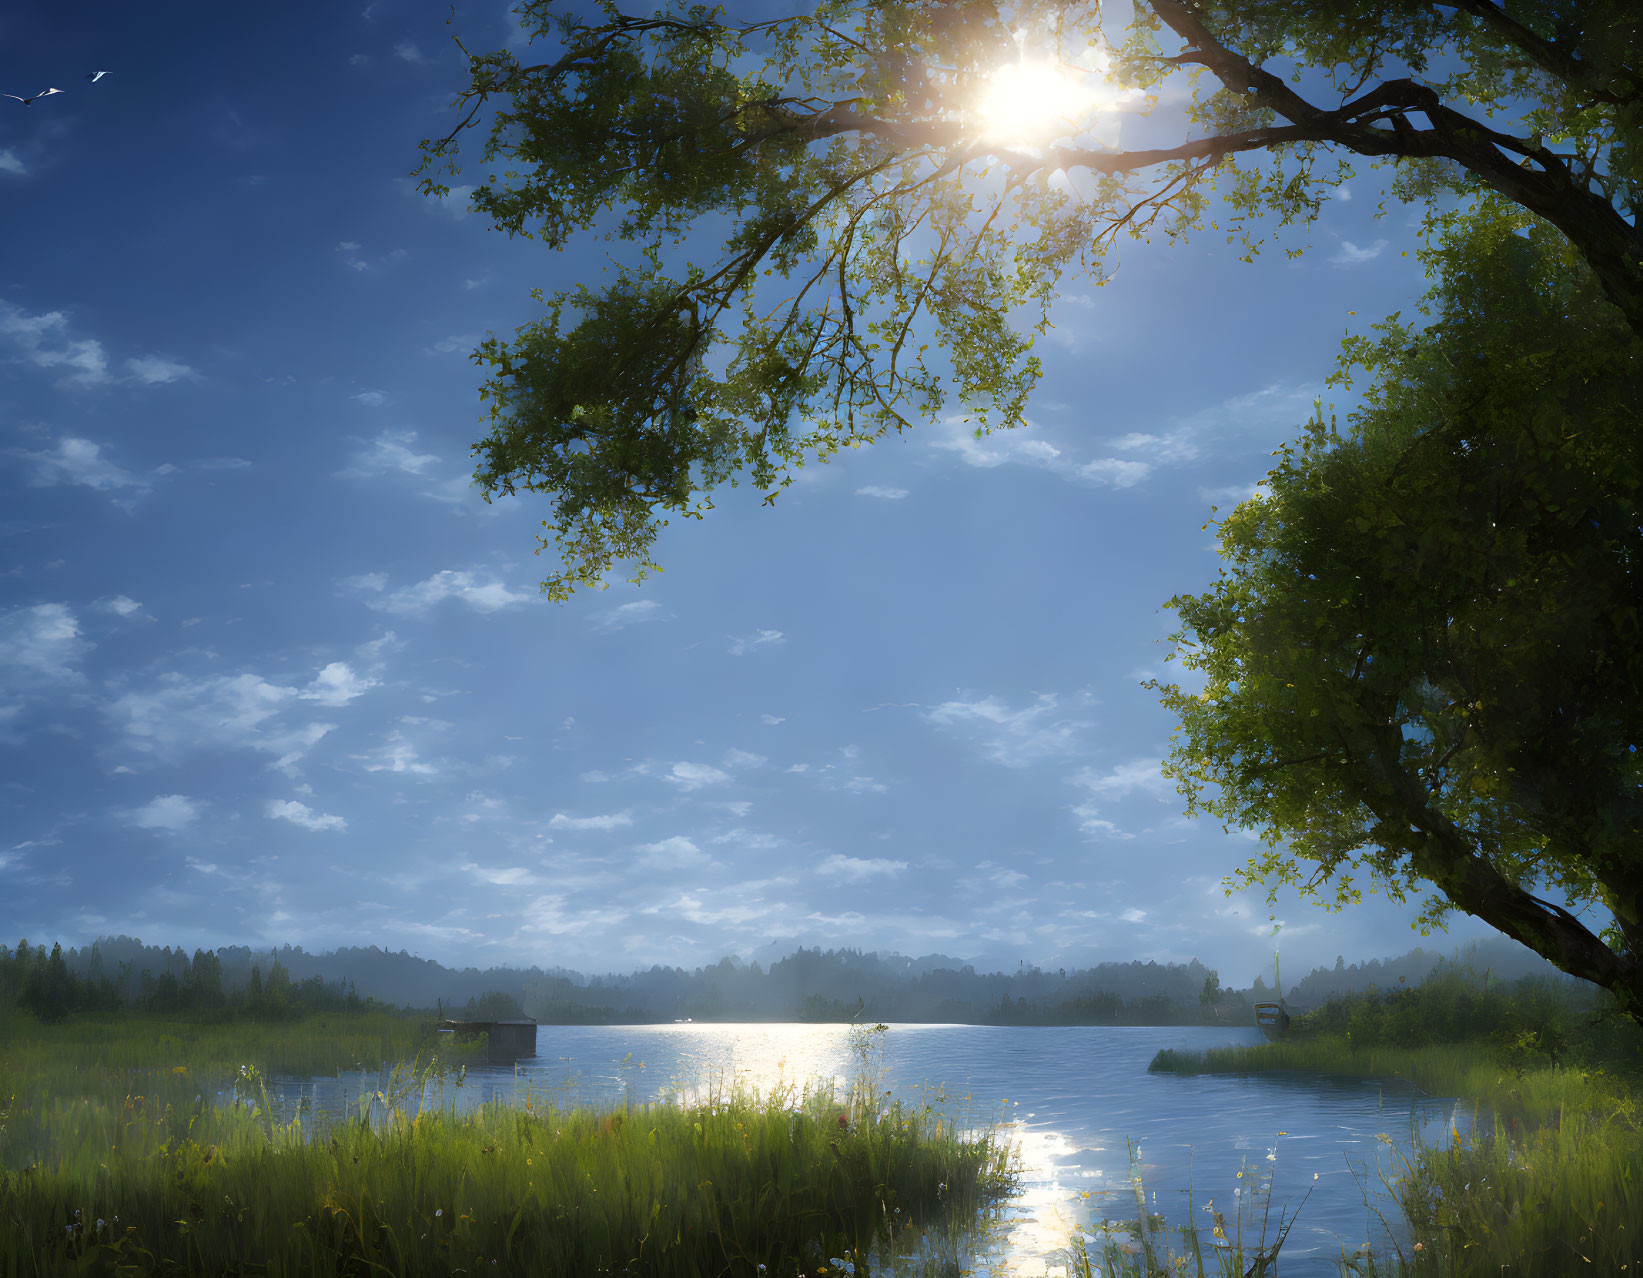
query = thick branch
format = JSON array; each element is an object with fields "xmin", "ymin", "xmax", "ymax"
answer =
[
  {"xmin": 1147, "ymin": 0, "xmax": 1643, "ymax": 337},
  {"xmin": 1442, "ymin": 0, "xmax": 1641, "ymax": 105},
  {"xmin": 1367, "ymin": 726, "xmax": 1643, "ymax": 1023}
]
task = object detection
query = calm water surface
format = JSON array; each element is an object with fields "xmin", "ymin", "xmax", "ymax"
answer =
[{"xmin": 264, "ymin": 1023, "xmax": 1468, "ymax": 1276}]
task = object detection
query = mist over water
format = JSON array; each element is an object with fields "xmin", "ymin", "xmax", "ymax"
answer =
[{"xmin": 261, "ymin": 1023, "xmax": 1467, "ymax": 1276}]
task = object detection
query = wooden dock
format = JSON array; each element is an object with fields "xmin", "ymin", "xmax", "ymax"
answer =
[{"xmin": 439, "ymin": 1017, "xmax": 539, "ymax": 1059}]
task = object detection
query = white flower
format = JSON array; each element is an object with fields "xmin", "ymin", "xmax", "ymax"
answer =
[{"xmin": 435, "ymin": 1208, "xmax": 443, "ymax": 1217}]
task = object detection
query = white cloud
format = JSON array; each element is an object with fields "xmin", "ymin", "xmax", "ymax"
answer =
[
  {"xmin": 361, "ymin": 569, "xmax": 534, "ymax": 615},
  {"xmin": 429, "ymin": 333, "xmax": 480, "ymax": 354},
  {"xmin": 930, "ymin": 419, "xmax": 1151, "ymax": 490},
  {"xmin": 355, "ymin": 631, "xmax": 400, "ymax": 663},
  {"xmin": 1120, "ymin": 906, "xmax": 1148, "ymax": 924},
  {"xmin": 20, "ymin": 438, "xmax": 146, "ymax": 493},
  {"xmin": 0, "ymin": 149, "xmax": 25, "ymax": 175},
  {"xmin": 393, "ymin": 40, "xmax": 427, "ymax": 63},
  {"xmin": 124, "ymin": 355, "xmax": 194, "ymax": 385},
  {"xmin": 932, "ymin": 421, "xmax": 1063, "ymax": 470},
  {"xmin": 334, "ymin": 241, "xmax": 407, "ymax": 272},
  {"xmin": 0, "ymin": 300, "xmax": 109, "ymax": 386},
  {"xmin": 548, "ymin": 811, "xmax": 633, "ymax": 831},
  {"xmin": 592, "ymin": 599, "xmax": 662, "ymax": 631},
  {"xmin": 419, "ymin": 182, "xmax": 476, "ymax": 220},
  {"xmin": 1109, "ymin": 430, "xmax": 1199, "ymax": 465},
  {"xmin": 710, "ymin": 827, "xmax": 782, "ymax": 849},
  {"xmin": 1069, "ymin": 757, "xmax": 1168, "ymax": 800},
  {"xmin": 1073, "ymin": 457, "xmax": 1152, "ymax": 487},
  {"xmin": 0, "ymin": 603, "xmax": 89, "ymax": 681},
  {"xmin": 635, "ymin": 835, "xmax": 712, "ymax": 870},
  {"xmin": 723, "ymin": 748, "xmax": 765, "ymax": 770},
  {"xmin": 461, "ymin": 861, "xmax": 535, "ymax": 886},
  {"xmin": 301, "ymin": 661, "xmax": 377, "ymax": 707},
  {"xmin": 350, "ymin": 390, "xmax": 389, "ymax": 408},
  {"xmin": 666, "ymin": 761, "xmax": 731, "ymax": 791},
  {"xmin": 1198, "ymin": 481, "xmax": 1269, "ymax": 508},
  {"xmin": 1070, "ymin": 808, "xmax": 1132, "ymax": 839},
  {"xmin": 97, "ymin": 595, "xmax": 144, "ymax": 618},
  {"xmin": 817, "ymin": 853, "xmax": 907, "ymax": 882},
  {"xmin": 336, "ymin": 430, "xmax": 440, "ymax": 478},
  {"xmin": 354, "ymin": 729, "xmax": 437, "ymax": 775},
  {"xmin": 130, "ymin": 794, "xmax": 201, "ymax": 831},
  {"xmin": 1332, "ymin": 238, "xmax": 1388, "ymax": 266},
  {"xmin": 728, "ymin": 628, "xmax": 785, "ymax": 656},
  {"xmin": 927, "ymin": 693, "xmax": 1089, "ymax": 767},
  {"xmin": 108, "ymin": 671, "xmax": 338, "ymax": 767},
  {"xmin": 266, "ymin": 799, "xmax": 347, "ymax": 832},
  {"xmin": 519, "ymin": 893, "xmax": 630, "ymax": 935},
  {"xmin": 855, "ymin": 485, "xmax": 910, "ymax": 500}
]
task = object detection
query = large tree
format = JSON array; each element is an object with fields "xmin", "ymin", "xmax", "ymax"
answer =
[
  {"xmin": 414, "ymin": 0, "xmax": 1641, "ymax": 596},
  {"xmin": 1152, "ymin": 199, "xmax": 1642, "ymax": 1026}
]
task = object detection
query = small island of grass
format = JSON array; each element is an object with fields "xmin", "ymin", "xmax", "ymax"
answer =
[
  {"xmin": 0, "ymin": 1013, "xmax": 1015, "ymax": 1277},
  {"xmin": 1145, "ymin": 967, "xmax": 1643, "ymax": 1275}
]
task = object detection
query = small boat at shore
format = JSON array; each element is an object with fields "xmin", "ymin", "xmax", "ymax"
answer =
[
  {"xmin": 1254, "ymin": 1001, "xmax": 1293, "ymax": 1040},
  {"xmin": 1253, "ymin": 946, "xmax": 1303, "ymax": 1039}
]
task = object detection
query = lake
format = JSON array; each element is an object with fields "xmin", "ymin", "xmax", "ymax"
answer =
[{"xmin": 258, "ymin": 1023, "xmax": 1469, "ymax": 1275}]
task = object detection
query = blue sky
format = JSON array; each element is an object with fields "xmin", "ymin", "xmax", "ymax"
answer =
[{"xmin": 1, "ymin": 0, "xmax": 1525, "ymax": 987}]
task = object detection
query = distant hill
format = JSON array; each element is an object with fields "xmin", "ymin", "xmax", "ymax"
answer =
[
  {"xmin": 1270, "ymin": 935, "xmax": 1577, "ymax": 1008},
  {"xmin": 26, "ymin": 931, "xmax": 1580, "ymax": 1026}
]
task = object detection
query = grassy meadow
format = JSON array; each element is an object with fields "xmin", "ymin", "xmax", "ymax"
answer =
[
  {"xmin": 0, "ymin": 1012, "xmax": 1015, "ymax": 1277},
  {"xmin": 1141, "ymin": 969, "xmax": 1643, "ymax": 1276}
]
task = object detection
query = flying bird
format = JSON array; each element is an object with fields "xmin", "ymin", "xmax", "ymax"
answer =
[
  {"xmin": 86, "ymin": 71, "xmax": 109, "ymax": 82},
  {"xmin": 2, "ymin": 87, "xmax": 64, "ymax": 105}
]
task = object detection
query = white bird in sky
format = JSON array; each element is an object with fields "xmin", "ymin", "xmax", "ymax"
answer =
[
  {"xmin": 2, "ymin": 87, "xmax": 64, "ymax": 106},
  {"xmin": 86, "ymin": 71, "xmax": 109, "ymax": 82}
]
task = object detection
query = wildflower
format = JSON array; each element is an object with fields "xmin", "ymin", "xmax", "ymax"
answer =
[
  {"xmin": 96, "ymin": 1219, "xmax": 104, "ymax": 1230},
  {"xmin": 435, "ymin": 1208, "xmax": 443, "ymax": 1218}
]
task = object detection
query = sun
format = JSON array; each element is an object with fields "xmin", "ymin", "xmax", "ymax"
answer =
[{"xmin": 975, "ymin": 57, "xmax": 1096, "ymax": 146}]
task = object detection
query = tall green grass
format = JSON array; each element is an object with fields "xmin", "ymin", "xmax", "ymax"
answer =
[
  {"xmin": 0, "ymin": 1014, "xmax": 1016, "ymax": 1276},
  {"xmin": 1, "ymin": 1008, "xmax": 430, "ymax": 1091},
  {"xmin": 1147, "ymin": 978, "xmax": 1643, "ymax": 1277}
]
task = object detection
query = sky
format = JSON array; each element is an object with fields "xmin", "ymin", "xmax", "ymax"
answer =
[{"xmin": 1, "ymin": 0, "xmax": 1535, "ymax": 988}]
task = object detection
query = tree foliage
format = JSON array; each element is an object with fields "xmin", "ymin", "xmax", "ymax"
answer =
[
  {"xmin": 1151, "ymin": 199, "xmax": 1642, "ymax": 1024},
  {"xmin": 415, "ymin": 0, "xmax": 1643, "ymax": 594}
]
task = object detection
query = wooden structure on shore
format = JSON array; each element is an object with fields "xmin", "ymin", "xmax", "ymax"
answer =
[
  {"xmin": 1254, "ymin": 1001, "xmax": 1290, "ymax": 1040},
  {"xmin": 439, "ymin": 1017, "xmax": 539, "ymax": 1060}
]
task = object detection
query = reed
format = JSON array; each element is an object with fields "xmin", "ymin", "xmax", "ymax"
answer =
[
  {"xmin": 1057, "ymin": 1137, "xmax": 1312, "ymax": 1278},
  {"xmin": 1148, "ymin": 1007, "xmax": 1643, "ymax": 1276},
  {"xmin": 0, "ymin": 1013, "xmax": 1015, "ymax": 1276}
]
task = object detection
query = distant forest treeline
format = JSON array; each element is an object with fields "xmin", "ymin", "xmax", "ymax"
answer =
[{"xmin": 0, "ymin": 932, "xmax": 1573, "ymax": 1027}]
